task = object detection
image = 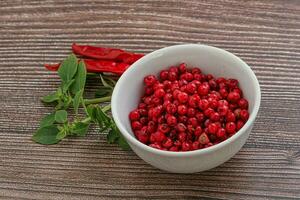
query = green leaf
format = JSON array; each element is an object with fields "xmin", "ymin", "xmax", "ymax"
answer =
[
  {"xmin": 73, "ymin": 90, "xmax": 83, "ymax": 115},
  {"xmin": 102, "ymin": 75, "xmax": 117, "ymax": 86},
  {"xmin": 56, "ymin": 129, "xmax": 67, "ymax": 140},
  {"xmin": 42, "ymin": 92, "xmax": 59, "ymax": 103},
  {"xmin": 118, "ymin": 135, "xmax": 130, "ymax": 150},
  {"xmin": 62, "ymin": 79, "xmax": 75, "ymax": 93},
  {"xmin": 107, "ymin": 129, "xmax": 118, "ymax": 143},
  {"xmin": 87, "ymin": 105, "xmax": 111, "ymax": 130},
  {"xmin": 58, "ymin": 54, "xmax": 78, "ymax": 83},
  {"xmin": 95, "ymin": 106, "xmax": 111, "ymax": 128},
  {"xmin": 95, "ymin": 87, "xmax": 113, "ymax": 98},
  {"xmin": 71, "ymin": 122, "xmax": 89, "ymax": 136},
  {"xmin": 40, "ymin": 113, "xmax": 55, "ymax": 128},
  {"xmin": 32, "ymin": 125, "xmax": 60, "ymax": 145},
  {"xmin": 55, "ymin": 110, "xmax": 68, "ymax": 123},
  {"xmin": 71, "ymin": 61, "xmax": 87, "ymax": 94},
  {"xmin": 86, "ymin": 104, "xmax": 130, "ymax": 150},
  {"xmin": 64, "ymin": 95, "xmax": 73, "ymax": 109},
  {"xmin": 100, "ymin": 74, "xmax": 113, "ymax": 89},
  {"xmin": 55, "ymin": 95, "xmax": 72, "ymax": 110},
  {"xmin": 55, "ymin": 99, "xmax": 64, "ymax": 110},
  {"xmin": 87, "ymin": 104, "xmax": 98, "ymax": 121}
]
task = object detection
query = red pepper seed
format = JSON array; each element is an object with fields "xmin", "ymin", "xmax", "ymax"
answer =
[
  {"xmin": 186, "ymin": 82, "xmax": 197, "ymax": 94},
  {"xmin": 240, "ymin": 109, "xmax": 249, "ymax": 121},
  {"xmin": 149, "ymin": 143, "xmax": 162, "ymax": 150},
  {"xmin": 210, "ymin": 112, "xmax": 220, "ymax": 122},
  {"xmin": 181, "ymin": 142, "xmax": 191, "ymax": 151},
  {"xmin": 166, "ymin": 103, "xmax": 177, "ymax": 114},
  {"xmin": 169, "ymin": 146, "xmax": 179, "ymax": 151},
  {"xmin": 152, "ymin": 131, "xmax": 166, "ymax": 143},
  {"xmin": 177, "ymin": 104, "xmax": 188, "ymax": 115},
  {"xmin": 168, "ymin": 71, "xmax": 178, "ymax": 81},
  {"xmin": 140, "ymin": 117, "xmax": 148, "ymax": 125},
  {"xmin": 216, "ymin": 128, "xmax": 226, "ymax": 138},
  {"xmin": 206, "ymin": 74, "xmax": 214, "ymax": 80},
  {"xmin": 198, "ymin": 84, "xmax": 210, "ymax": 96},
  {"xmin": 160, "ymin": 70, "xmax": 169, "ymax": 80},
  {"xmin": 198, "ymin": 99, "xmax": 209, "ymax": 111},
  {"xmin": 208, "ymin": 123, "xmax": 218, "ymax": 134},
  {"xmin": 236, "ymin": 120, "xmax": 245, "ymax": 130},
  {"xmin": 136, "ymin": 131, "xmax": 149, "ymax": 144},
  {"xmin": 227, "ymin": 91, "xmax": 241, "ymax": 103},
  {"xmin": 192, "ymin": 141, "xmax": 200, "ymax": 150},
  {"xmin": 198, "ymin": 133, "xmax": 210, "ymax": 145},
  {"xmin": 191, "ymin": 68, "xmax": 201, "ymax": 74},
  {"xmin": 226, "ymin": 111, "xmax": 236, "ymax": 122},
  {"xmin": 178, "ymin": 63, "xmax": 187, "ymax": 73},
  {"xmin": 177, "ymin": 92, "xmax": 189, "ymax": 103},
  {"xmin": 158, "ymin": 123, "xmax": 170, "ymax": 134},
  {"xmin": 194, "ymin": 126, "xmax": 202, "ymax": 137},
  {"xmin": 176, "ymin": 123, "xmax": 187, "ymax": 132},
  {"xmin": 178, "ymin": 132, "xmax": 187, "ymax": 142},
  {"xmin": 129, "ymin": 110, "xmax": 140, "ymax": 121},
  {"xmin": 162, "ymin": 138, "xmax": 173, "ymax": 148},
  {"xmin": 178, "ymin": 115, "xmax": 188, "ymax": 123},
  {"xmin": 144, "ymin": 75, "xmax": 157, "ymax": 86},
  {"xmin": 238, "ymin": 98, "xmax": 249, "ymax": 109},
  {"xmin": 218, "ymin": 105, "xmax": 229, "ymax": 116},
  {"xmin": 185, "ymin": 73, "xmax": 194, "ymax": 81},
  {"xmin": 154, "ymin": 88, "xmax": 165, "ymax": 98},
  {"xmin": 193, "ymin": 73, "xmax": 202, "ymax": 81},
  {"xmin": 166, "ymin": 115, "xmax": 177, "ymax": 126},
  {"xmin": 226, "ymin": 122, "xmax": 236, "ymax": 134},
  {"xmin": 187, "ymin": 117, "xmax": 198, "ymax": 128},
  {"xmin": 131, "ymin": 121, "xmax": 142, "ymax": 130},
  {"xmin": 187, "ymin": 108, "xmax": 196, "ymax": 117},
  {"xmin": 169, "ymin": 66, "xmax": 179, "ymax": 74}
]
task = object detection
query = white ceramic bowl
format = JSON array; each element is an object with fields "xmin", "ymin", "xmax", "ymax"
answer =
[{"xmin": 112, "ymin": 44, "xmax": 261, "ymax": 173}]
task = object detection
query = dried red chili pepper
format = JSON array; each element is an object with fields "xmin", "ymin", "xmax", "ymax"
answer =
[
  {"xmin": 45, "ymin": 59, "xmax": 130, "ymax": 75},
  {"xmin": 116, "ymin": 52, "xmax": 144, "ymax": 64},
  {"xmin": 84, "ymin": 60, "xmax": 129, "ymax": 74},
  {"xmin": 72, "ymin": 43, "xmax": 143, "ymax": 64}
]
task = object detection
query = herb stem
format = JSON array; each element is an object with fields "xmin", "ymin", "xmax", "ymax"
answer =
[
  {"xmin": 87, "ymin": 72, "xmax": 97, "ymax": 76},
  {"xmin": 102, "ymin": 104, "xmax": 111, "ymax": 112},
  {"xmin": 81, "ymin": 97, "xmax": 89, "ymax": 115},
  {"xmin": 82, "ymin": 117, "xmax": 91, "ymax": 124},
  {"xmin": 84, "ymin": 96, "xmax": 111, "ymax": 105}
]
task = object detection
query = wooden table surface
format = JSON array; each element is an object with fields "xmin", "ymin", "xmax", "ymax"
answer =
[{"xmin": 0, "ymin": 0, "xmax": 299, "ymax": 199}]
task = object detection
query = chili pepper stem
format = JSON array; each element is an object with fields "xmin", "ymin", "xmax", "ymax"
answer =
[{"xmin": 84, "ymin": 96, "xmax": 111, "ymax": 105}]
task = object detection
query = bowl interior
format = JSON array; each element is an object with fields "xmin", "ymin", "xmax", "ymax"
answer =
[{"xmin": 113, "ymin": 44, "xmax": 260, "ymax": 141}]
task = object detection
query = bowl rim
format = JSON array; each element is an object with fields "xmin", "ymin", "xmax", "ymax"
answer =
[{"xmin": 112, "ymin": 44, "xmax": 261, "ymax": 157}]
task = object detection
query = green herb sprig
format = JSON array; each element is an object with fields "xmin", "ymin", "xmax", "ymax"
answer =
[{"xmin": 32, "ymin": 54, "xmax": 130, "ymax": 150}]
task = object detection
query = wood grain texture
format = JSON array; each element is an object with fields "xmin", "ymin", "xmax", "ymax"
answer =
[{"xmin": 0, "ymin": 0, "xmax": 299, "ymax": 199}]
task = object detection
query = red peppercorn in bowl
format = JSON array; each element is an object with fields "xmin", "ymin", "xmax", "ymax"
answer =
[
  {"xmin": 112, "ymin": 44, "xmax": 261, "ymax": 173},
  {"xmin": 129, "ymin": 65, "xmax": 250, "ymax": 152}
]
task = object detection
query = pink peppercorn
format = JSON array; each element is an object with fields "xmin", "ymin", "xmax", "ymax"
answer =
[
  {"xmin": 181, "ymin": 142, "xmax": 191, "ymax": 151},
  {"xmin": 130, "ymin": 63, "xmax": 249, "ymax": 152},
  {"xmin": 129, "ymin": 110, "xmax": 140, "ymax": 121},
  {"xmin": 178, "ymin": 92, "xmax": 189, "ymax": 103},
  {"xmin": 177, "ymin": 105, "xmax": 188, "ymax": 115},
  {"xmin": 226, "ymin": 122, "xmax": 236, "ymax": 134},
  {"xmin": 144, "ymin": 75, "xmax": 157, "ymax": 86}
]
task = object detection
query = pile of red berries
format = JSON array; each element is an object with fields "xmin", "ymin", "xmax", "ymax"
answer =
[{"xmin": 129, "ymin": 63, "xmax": 249, "ymax": 151}]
